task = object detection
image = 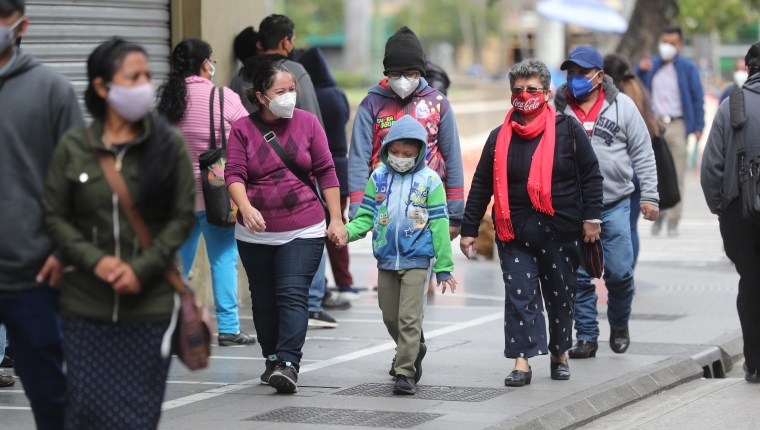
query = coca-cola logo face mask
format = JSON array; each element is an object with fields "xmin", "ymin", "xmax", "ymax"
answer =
[{"xmin": 511, "ymin": 92, "xmax": 546, "ymax": 115}]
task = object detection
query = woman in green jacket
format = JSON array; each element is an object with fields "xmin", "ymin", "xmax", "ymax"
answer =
[{"xmin": 43, "ymin": 38, "xmax": 196, "ymax": 430}]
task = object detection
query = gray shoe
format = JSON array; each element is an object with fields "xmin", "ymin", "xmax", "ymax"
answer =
[
  {"xmin": 322, "ymin": 291, "xmax": 351, "ymax": 310},
  {"xmin": 652, "ymin": 217, "xmax": 664, "ymax": 236},
  {"xmin": 218, "ymin": 331, "xmax": 257, "ymax": 346},
  {"xmin": 667, "ymin": 223, "xmax": 679, "ymax": 237}
]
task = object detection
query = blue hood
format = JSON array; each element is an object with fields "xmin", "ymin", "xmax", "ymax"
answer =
[
  {"xmin": 380, "ymin": 115, "xmax": 428, "ymax": 173},
  {"xmin": 296, "ymin": 47, "xmax": 336, "ymax": 88}
]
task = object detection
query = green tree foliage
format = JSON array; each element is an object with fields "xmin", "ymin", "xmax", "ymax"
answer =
[
  {"xmin": 678, "ymin": 0, "xmax": 760, "ymax": 35},
  {"xmin": 280, "ymin": 0, "xmax": 344, "ymax": 39}
]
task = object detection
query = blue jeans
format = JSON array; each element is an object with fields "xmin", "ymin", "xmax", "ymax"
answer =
[
  {"xmin": 630, "ymin": 171, "xmax": 641, "ymax": 267},
  {"xmin": 0, "ymin": 287, "xmax": 65, "ymax": 429},
  {"xmin": 179, "ymin": 211, "xmax": 240, "ymax": 334},
  {"xmin": 308, "ymin": 250, "xmax": 328, "ymax": 313},
  {"xmin": 574, "ymin": 198, "xmax": 635, "ymax": 341},
  {"xmin": 237, "ymin": 237, "xmax": 323, "ymax": 367},
  {"xmin": 0, "ymin": 323, "xmax": 6, "ymax": 357}
]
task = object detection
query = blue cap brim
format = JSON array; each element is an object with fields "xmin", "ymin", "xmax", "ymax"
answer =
[{"xmin": 560, "ymin": 59, "xmax": 598, "ymax": 71}]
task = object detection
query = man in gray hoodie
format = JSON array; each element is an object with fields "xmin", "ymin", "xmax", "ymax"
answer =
[
  {"xmin": 701, "ymin": 42, "xmax": 760, "ymax": 383},
  {"xmin": 0, "ymin": 0, "xmax": 84, "ymax": 427},
  {"xmin": 553, "ymin": 46, "xmax": 659, "ymax": 359}
]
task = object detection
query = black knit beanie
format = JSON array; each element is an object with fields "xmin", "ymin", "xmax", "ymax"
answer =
[{"xmin": 383, "ymin": 26, "xmax": 426, "ymax": 76}]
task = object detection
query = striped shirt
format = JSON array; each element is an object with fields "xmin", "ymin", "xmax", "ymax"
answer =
[{"xmin": 176, "ymin": 75, "xmax": 249, "ymax": 211}]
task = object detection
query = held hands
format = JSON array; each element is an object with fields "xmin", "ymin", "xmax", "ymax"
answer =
[
  {"xmin": 94, "ymin": 256, "xmax": 142, "ymax": 294},
  {"xmin": 640, "ymin": 203, "xmax": 660, "ymax": 221},
  {"xmin": 241, "ymin": 204, "xmax": 266, "ymax": 234},
  {"xmin": 326, "ymin": 224, "xmax": 349, "ymax": 249},
  {"xmin": 583, "ymin": 222, "xmax": 601, "ymax": 243},
  {"xmin": 438, "ymin": 277, "xmax": 458, "ymax": 294},
  {"xmin": 459, "ymin": 236, "xmax": 477, "ymax": 259}
]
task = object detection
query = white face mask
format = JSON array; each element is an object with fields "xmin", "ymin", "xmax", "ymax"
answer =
[
  {"xmin": 0, "ymin": 18, "xmax": 22, "ymax": 54},
  {"xmin": 388, "ymin": 76, "xmax": 419, "ymax": 99},
  {"xmin": 388, "ymin": 153, "xmax": 416, "ymax": 173},
  {"xmin": 734, "ymin": 70, "xmax": 749, "ymax": 87},
  {"xmin": 107, "ymin": 82, "xmax": 156, "ymax": 123},
  {"xmin": 265, "ymin": 92, "xmax": 297, "ymax": 118},
  {"xmin": 658, "ymin": 43, "xmax": 678, "ymax": 62}
]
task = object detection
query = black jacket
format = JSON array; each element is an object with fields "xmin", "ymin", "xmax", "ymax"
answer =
[
  {"xmin": 296, "ymin": 48, "xmax": 350, "ymax": 195},
  {"xmin": 462, "ymin": 114, "xmax": 603, "ymax": 241}
]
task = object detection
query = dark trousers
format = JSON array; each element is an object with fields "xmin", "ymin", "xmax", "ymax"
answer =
[
  {"xmin": 719, "ymin": 199, "xmax": 760, "ymax": 372},
  {"xmin": 497, "ymin": 215, "xmax": 581, "ymax": 359},
  {"xmin": 0, "ymin": 287, "xmax": 65, "ymax": 429},
  {"xmin": 237, "ymin": 237, "xmax": 323, "ymax": 368},
  {"xmin": 325, "ymin": 197, "xmax": 354, "ymax": 286}
]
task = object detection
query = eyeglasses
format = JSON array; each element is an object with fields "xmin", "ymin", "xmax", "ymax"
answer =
[
  {"xmin": 208, "ymin": 58, "xmax": 217, "ymax": 65},
  {"xmin": 388, "ymin": 71, "xmax": 419, "ymax": 79},
  {"xmin": 511, "ymin": 86, "xmax": 546, "ymax": 95}
]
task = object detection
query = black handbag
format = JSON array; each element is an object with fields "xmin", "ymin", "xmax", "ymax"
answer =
[
  {"xmin": 198, "ymin": 87, "xmax": 237, "ymax": 227},
  {"xmin": 248, "ymin": 113, "xmax": 330, "ymax": 222},
  {"xmin": 568, "ymin": 118, "xmax": 604, "ymax": 279},
  {"xmin": 651, "ymin": 133, "xmax": 681, "ymax": 210},
  {"xmin": 730, "ymin": 87, "xmax": 760, "ymax": 225}
]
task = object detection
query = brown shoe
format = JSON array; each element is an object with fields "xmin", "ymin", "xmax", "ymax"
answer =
[{"xmin": 0, "ymin": 375, "xmax": 15, "ymax": 387}]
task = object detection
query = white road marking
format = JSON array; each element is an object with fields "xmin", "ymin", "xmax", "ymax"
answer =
[
  {"xmin": 209, "ymin": 356, "xmax": 320, "ymax": 362},
  {"xmin": 335, "ymin": 319, "xmax": 451, "ymax": 325},
  {"xmin": 162, "ymin": 311, "xmax": 502, "ymax": 411},
  {"xmin": 0, "ymin": 390, "xmax": 24, "ymax": 393},
  {"xmin": 436, "ymin": 292, "xmax": 504, "ymax": 301},
  {"xmin": 0, "ymin": 406, "xmax": 32, "ymax": 410}
]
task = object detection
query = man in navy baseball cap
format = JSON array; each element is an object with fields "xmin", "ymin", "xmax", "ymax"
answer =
[{"xmin": 561, "ymin": 45, "xmax": 604, "ymax": 71}]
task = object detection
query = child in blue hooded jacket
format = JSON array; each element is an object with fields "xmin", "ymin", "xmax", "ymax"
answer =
[{"xmin": 329, "ymin": 116, "xmax": 457, "ymax": 395}]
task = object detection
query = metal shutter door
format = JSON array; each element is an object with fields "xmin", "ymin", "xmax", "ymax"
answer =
[{"xmin": 23, "ymin": 0, "xmax": 171, "ymax": 114}]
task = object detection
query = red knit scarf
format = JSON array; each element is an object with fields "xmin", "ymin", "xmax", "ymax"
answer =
[{"xmin": 493, "ymin": 104, "xmax": 556, "ymax": 242}]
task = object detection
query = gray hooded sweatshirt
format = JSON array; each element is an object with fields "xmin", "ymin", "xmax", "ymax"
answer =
[
  {"xmin": 701, "ymin": 73, "xmax": 760, "ymax": 215},
  {"xmin": 554, "ymin": 76, "xmax": 659, "ymax": 206},
  {"xmin": 0, "ymin": 49, "xmax": 84, "ymax": 291}
]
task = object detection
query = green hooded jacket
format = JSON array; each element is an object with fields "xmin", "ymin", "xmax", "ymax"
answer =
[{"xmin": 43, "ymin": 115, "xmax": 196, "ymax": 323}]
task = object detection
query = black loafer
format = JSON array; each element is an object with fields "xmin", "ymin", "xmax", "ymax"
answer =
[
  {"xmin": 551, "ymin": 361, "xmax": 571, "ymax": 380},
  {"xmin": 504, "ymin": 367, "xmax": 532, "ymax": 387},
  {"xmin": 568, "ymin": 340, "xmax": 598, "ymax": 358},
  {"xmin": 218, "ymin": 331, "xmax": 257, "ymax": 346},
  {"xmin": 745, "ymin": 363, "xmax": 760, "ymax": 383},
  {"xmin": 610, "ymin": 328, "xmax": 630, "ymax": 354}
]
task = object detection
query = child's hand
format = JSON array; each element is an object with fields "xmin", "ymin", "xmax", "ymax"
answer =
[
  {"xmin": 325, "ymin": 228, "xmax": 349, "ymax": 248},
  {"xmin": 438, "ymin": 277, "xmax": 458, "ymax": 294}
]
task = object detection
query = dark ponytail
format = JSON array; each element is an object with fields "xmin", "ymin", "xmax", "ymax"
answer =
[{"xmin": 156, "ymin": 39, "xmax": 212, "ymax": 124}]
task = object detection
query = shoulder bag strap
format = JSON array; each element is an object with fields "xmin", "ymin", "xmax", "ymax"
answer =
[
  {"xmin": 209, "ymin": 87, "xmax": 217, "ymax": 150},
  {"xmin": 90, "ymin": 133, "xmax": 186, "ymax": 293},
  {"xmin": 247, "ymin": 113, "xmax": 327, "ymax": 209},
  {"xmin": 730, "ymin": 87, "xmax": 747, "ymax": 158},
  {"xmin": 568, "ymin": 116, "xmax": 584, "ymax": 199},
  {"xmin": 218, "ymin": 87, "xmax": 227, "ymax": 149}
]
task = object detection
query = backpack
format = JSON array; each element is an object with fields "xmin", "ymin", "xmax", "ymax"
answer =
[{"xmin": 729, "ymin": 87, "xmax": 760, "ymax": 224}]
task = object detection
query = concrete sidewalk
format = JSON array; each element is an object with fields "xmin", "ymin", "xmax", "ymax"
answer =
[{"xmin": 0, "ymin": 175, "xmax": 745, "ymax": 429}]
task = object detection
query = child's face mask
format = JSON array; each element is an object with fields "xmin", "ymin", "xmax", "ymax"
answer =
[{"xmin": 388, "ymin": 153, "xmax": 416, "ymax": 173}]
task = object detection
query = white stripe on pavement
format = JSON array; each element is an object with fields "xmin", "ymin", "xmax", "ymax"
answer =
[
  {"xmin": 0, "ymin": 406, "xmax": 32, "ymax": 410},
  {"xmin": 162, "ymin": 311, "xmax": 502, "ymax": 411}
]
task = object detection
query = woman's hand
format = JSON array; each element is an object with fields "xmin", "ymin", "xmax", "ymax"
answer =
[
  {"xmin": 109, "ymin": 263, "xmax": 142, "ymax": 295},
  {"xmin": 240, "ymin": 204, "xmax": 266, "ymax": 233},
  {"xmin": 438, "ymin": 277, "xmax": 458, "ymax": 294},
  {"xmin": 583, "ymin": 222, "xmax": 601, "ymax": 243},
  {"xmin": 94, "ymin": 256, "xmax": 123, "ymax": 283},
  {"xmin": 326, "ymin": 223, "xmax": 349, "ymax": 248},
  {"xmin": 459, "ymin": 236, "xmax": 478, "ymax": 259}
]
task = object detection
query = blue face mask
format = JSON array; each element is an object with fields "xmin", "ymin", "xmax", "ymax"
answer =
[{"xmin": 567, "ymin": 70, "xmax": 601, "ymax": 100}]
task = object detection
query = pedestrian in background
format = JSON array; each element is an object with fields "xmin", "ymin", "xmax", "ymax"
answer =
[
  {"xmin": 555, "ymin": 46, "xmax": 659, "ymax": 359},
  {"xmin": 0, "ymin": 0, "xmax": 83, "ymax": 426},
  {"xmin": 297, "ymin": 47, "xmax": 356, "ymax": 318},
  {"xmin": 330, "ymin": 116, "xmax": 457, "ymax": 395},
  {"xmin": 43, "ymin": 37, "xmax": 196, "ymax": 429},
  {"xmin": 226, "ymin": 61, "xmax": 346, "ymax": 394},
  {"xmin": 231, "ymin": 14, "xmax": 323, "ymax": 125},
  {"xmin": 637, "ymin": 26, "xmax": 705, "ymax": 237},
  {"xmin": 0, "ymin": 325, "xmax": 13, "ymax": 387},
  {"xmin": 156, "ymin": 38, "xmax": 256, "ymax": 347},
  {"xmin": 701, "ymin": 41, "xmax": 760, "ymax": 384},
  {"xmin": 461, "ymin": 59, "xmax": 604, "ymax": 386},
  {"xmin": 721, "ymin": 58, "xmax": 748, "ymax": 103}
]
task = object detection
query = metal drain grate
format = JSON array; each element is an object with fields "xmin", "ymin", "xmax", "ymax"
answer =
[
  {"xmin": 598, "ymin": 313, "xmax": 685, "ymax": 321},
  {"xmin": 245, "ymin": 407, "xmax": 442, "ymax": 428},
  {"xmin": 333, "ymin": 383, "xmax": 512, "ymax": 402}
]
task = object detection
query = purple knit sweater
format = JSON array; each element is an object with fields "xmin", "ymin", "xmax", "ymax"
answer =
[{"xmin": 225, "ymin": 109, "xmax": 339, "ymax": 232}]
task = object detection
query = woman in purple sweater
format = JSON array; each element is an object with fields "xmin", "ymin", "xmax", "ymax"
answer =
[{"xmin": 225, "ymin": 61, "xmax": 346, "ymax": 394}]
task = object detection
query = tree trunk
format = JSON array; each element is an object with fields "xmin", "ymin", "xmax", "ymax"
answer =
[{"xmin": 616, "ymin": 0, "xmax": 679, "ymax": 65}]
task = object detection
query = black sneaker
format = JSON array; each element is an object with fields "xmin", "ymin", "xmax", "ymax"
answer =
[
  {"xmin": 414, "ymin": 343, "xmax": 427, "ymax": 383},
  {"xmin": 393, "ymin": 374, "xmax": 416, "ymax": 395},
  {"xmin": 0, "ymin": 355, "xmax": 13, "ymax": 368},
  {"xmin": 260, "ymin": 357, "xmax": 278, "ymax": 385},
  {"xmin": 389, "ymin": 356, "xmax": 396, "ymax": 377},
  {"xmin": 269, "ymin": 361, "xmax": 299, "ymax": 394},
  {"xmin": 218, "ymin": 331, "xmax": 257, "ymax": 346},
  {"xmin": 322, "ymin": 291, "xmax": 351, "ymax": 310},
  {"xmin": 308, "ymin": 311, "xmax": 338, "ymax": 328}
]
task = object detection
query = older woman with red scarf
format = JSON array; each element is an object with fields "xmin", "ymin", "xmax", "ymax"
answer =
[{"xmin": 460, "ymin": 59, "xmax": 603, "ymax": 387}]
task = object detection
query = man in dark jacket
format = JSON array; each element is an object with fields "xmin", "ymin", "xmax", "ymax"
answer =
[
  {"xmin": 637, "ymin": 26, "xmax": 705, "ymax": 237},
  {"xmin": 701, "ymin": 42, "xmax": 760, "ymax": 383},
  {"xmin": 0, "ymin": 0, "xmax": 84, "ymax": 427},
  {"xmin": 297, "ymin": 47, "xmax": 358, "ymax": 308},
  {"xmin": 229, "ymin": 14, "xmax": 323, "ymax": 127}
]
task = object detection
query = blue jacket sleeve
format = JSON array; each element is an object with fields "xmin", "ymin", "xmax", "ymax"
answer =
[
  {"xmin": 687, "ymin": 62, "xmax": 705, "ymax": 134},
  {"xmin": 348, "ymin": 104, "xmax": 376, "ymax": 219},
  {"xmin": 437, "ymin": 107, "xmax": 465, "ymax": 226}
]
